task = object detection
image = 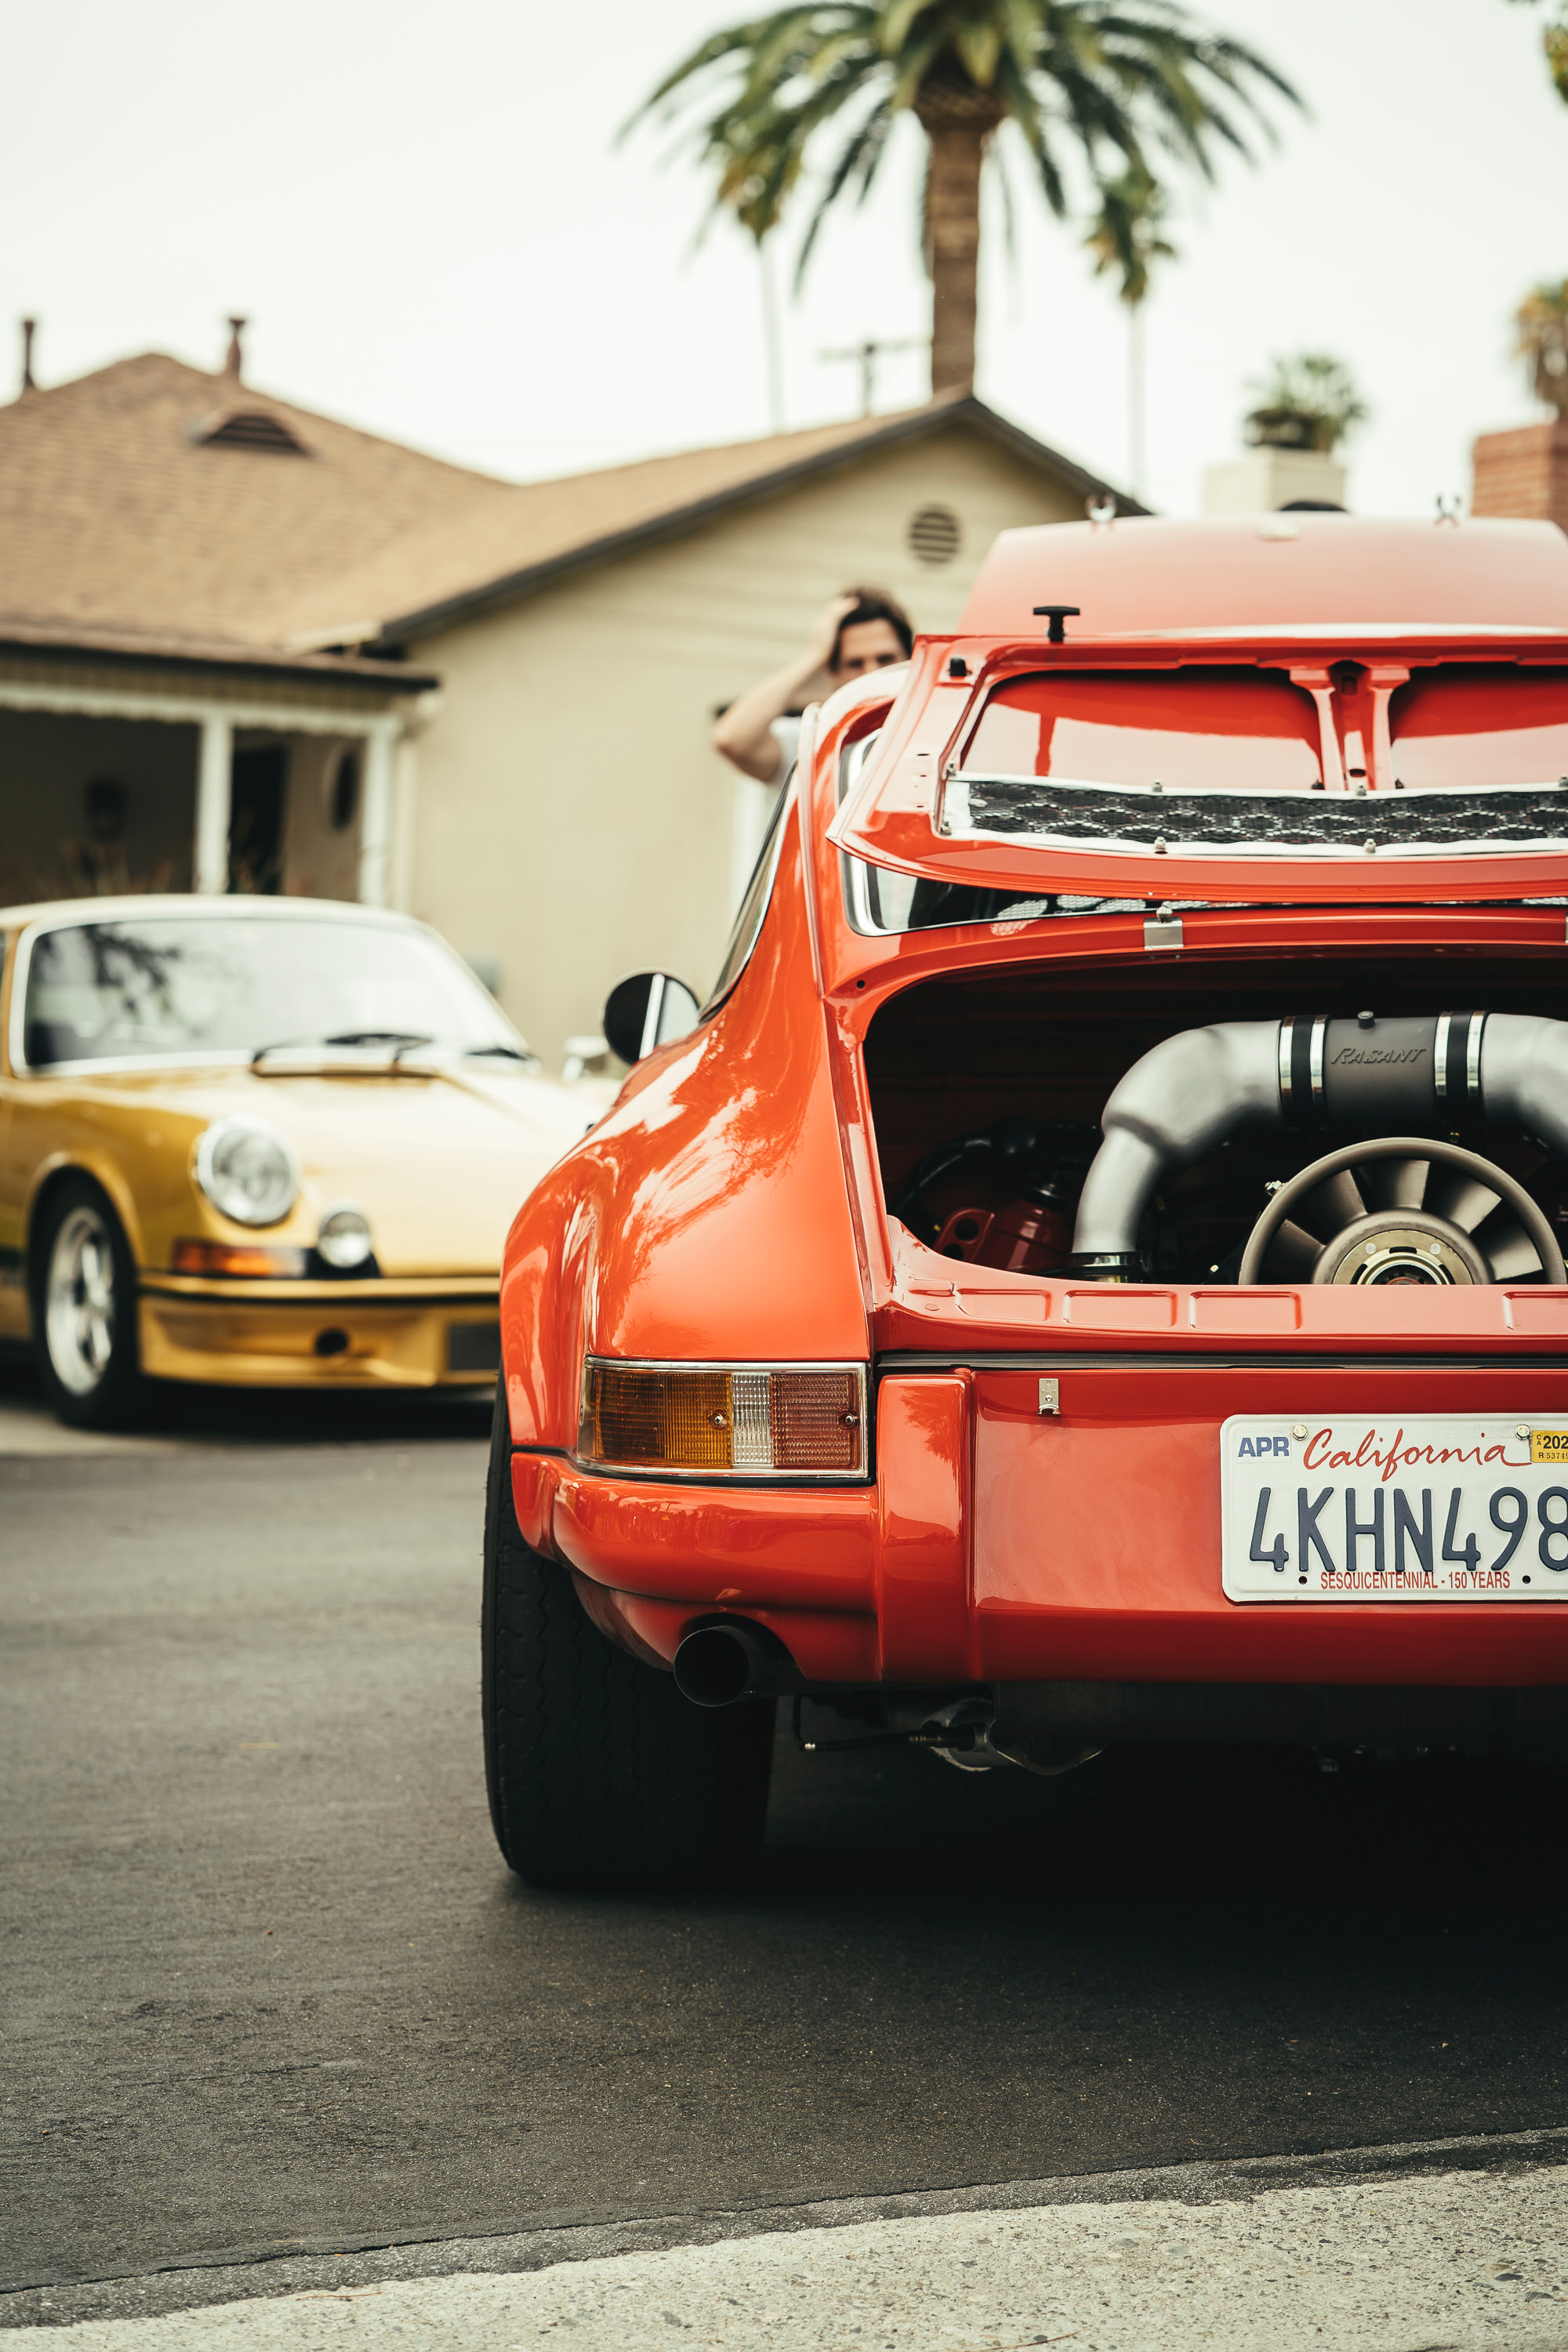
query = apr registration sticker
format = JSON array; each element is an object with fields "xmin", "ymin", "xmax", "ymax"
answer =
[{"xmin": 1221, "ymin": 1415, "xmax": 1568, "ymax": 1602}]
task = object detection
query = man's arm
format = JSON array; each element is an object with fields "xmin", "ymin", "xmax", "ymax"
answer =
[{"xmin": 711, "ymin": 594, "xmax": 858, "ymax": 782}]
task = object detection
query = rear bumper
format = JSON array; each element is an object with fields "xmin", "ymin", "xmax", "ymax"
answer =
[
  {"xmin": 515, "ymin": 1355, "xmax": 1568, "ymax": 1691},
  {"xmin": 139, "ymin": 1278, "xmax": 500, "ymax": 1388}
]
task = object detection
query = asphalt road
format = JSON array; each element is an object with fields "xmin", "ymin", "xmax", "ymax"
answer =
[{"xmin": 4, "ymin": 1365, "xmax": 1568, "ymax": 2314}]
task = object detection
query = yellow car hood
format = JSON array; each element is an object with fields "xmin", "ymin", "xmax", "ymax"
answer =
[{"xmin": 78, "ymin": 1059, "xmax": 604, "ymax": 1276}]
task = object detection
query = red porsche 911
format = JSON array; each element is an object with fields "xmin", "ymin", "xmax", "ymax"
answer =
[{"xmin": 483, "ymin": 513, "xmax": 1568, "ymax": 1888}]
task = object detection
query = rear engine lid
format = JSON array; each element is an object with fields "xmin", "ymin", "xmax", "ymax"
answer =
[
  {"xmin": 830, "ymin": 524, "xmax": 1568, "ymax": 908},
  {"xmin": 956, "ymin": 514, "xmax": 1568, "ymax": 643}
]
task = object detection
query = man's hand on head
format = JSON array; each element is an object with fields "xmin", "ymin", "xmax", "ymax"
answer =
[
  {"xmin": 804, "ymin": 593, "xmax": 861, "ymax": 678},
  {"xmin": 713, "ymin": 589, "xmax": 909, "ymax": 780}
]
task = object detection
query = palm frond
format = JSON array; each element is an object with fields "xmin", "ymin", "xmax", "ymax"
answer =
[
  {"xmin": 885, "ymin": 25, "xmax": 955, "ymax": 110},
  {"xmin": 1083, "ymin": 165, "xmax": 1175, "ymax": 303},
  {"xmin": 953, "ymin": 18, "xmax": 1006, "ymax": 84},
  {"xmin": 626, "ymin": 0, "xmax": 1303, "ymax": 309},
  {"xmin": 794, "ymin": 96, "xmax": 897, "ymax": 279}
]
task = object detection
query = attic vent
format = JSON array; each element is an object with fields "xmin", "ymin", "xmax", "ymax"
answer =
[
  {"xmin": 194, "ymin": 409, "xmax": 309, "ymax": 456},
  {"xmin": 908, "ymin": 503, "xmax": 962, "ymax": 566}
]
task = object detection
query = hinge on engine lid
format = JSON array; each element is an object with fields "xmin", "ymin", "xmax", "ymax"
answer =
[{"xmin": 1145, "ymin": 903, "xmax": 1184, "ymax": 951}]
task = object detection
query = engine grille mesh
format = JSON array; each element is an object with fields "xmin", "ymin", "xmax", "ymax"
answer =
[{"xmin": 951, "ymin": 777, "xmax": 1568, "ymax": 856}]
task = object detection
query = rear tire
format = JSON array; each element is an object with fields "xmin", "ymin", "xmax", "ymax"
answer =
[
  {"xmin": 481, "ymin": 1392, "xmax": 774, "ymax": 1889},
  {"xmin": 32, "ymin": 1177, "xmax": 148, "ymax": 1430}
]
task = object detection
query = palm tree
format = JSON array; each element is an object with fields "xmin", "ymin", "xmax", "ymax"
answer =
[
  {"xmin": 1515, "ymin": 280, "xmax": 1568, "ymax": 416},
  {"xmin": 1506, "ymin": 0, "xmax": 1568, "ymax": 101},
  {"xmin": 1083, "ymin": 162, "xmax": 1174, "ymax": 310},
  {"xmin": 1084, "ymin": 165, "xmax": 1174, "ymax": 494},
  {"xmin": 630, "ymin": 2, "xmax": 1301, "ymax": 400},
  {"xmin": 1243, "ymin": 353, "xmax": 1367, "ymax": 455}
]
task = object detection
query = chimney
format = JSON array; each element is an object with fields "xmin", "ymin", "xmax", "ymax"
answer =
[
  {"xmin": 19, "ymin": 318, "xmax": 36, "ymax": 395},
  {"xmin": 1203, "ymin": 446, "xmax": 1347, "ymax": 514},
  {"xmin": 1471, "ymin": 419, "xmax": 1568, "ymax": 534},
  {"xmin": 224, "ymin": 315, "xmax": 247, "ymax": 381}
]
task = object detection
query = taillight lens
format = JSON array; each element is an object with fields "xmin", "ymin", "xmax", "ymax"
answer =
[{"xmin": 578, "ymin": 1360, "xmax": 867, "ymax": 1477}]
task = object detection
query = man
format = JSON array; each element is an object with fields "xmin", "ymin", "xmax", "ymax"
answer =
[{"xmin": 713, "ymin": 587, "xmax": 914, "ymax": 787}]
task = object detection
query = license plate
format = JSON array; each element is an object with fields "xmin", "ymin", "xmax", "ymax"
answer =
[{"xmin": 1221, "ymin": 1414, "xmax": 1568, "ymax": 1602}]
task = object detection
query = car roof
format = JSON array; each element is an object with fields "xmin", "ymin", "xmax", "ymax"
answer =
[
  {"xmin": 0, "ymin": 891, "xmax": 424, "ymax": 931},
  {"xmin": 958, "ymin": 514, "xmax": 1568, "ymax": 642}
]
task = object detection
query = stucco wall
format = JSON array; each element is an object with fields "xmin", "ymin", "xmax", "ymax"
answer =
[{"xmin": 404, "ymin": 421, "xmax": 1083, "ymax": 1067}]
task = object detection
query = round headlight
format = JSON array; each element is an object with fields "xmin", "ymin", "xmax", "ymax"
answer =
[
  {"xmin": 317, "ymin": 1204, "xmax": 374, "ymax": 1271},
  {"xmin": 194, "ymin": 1118, "xmax": 299, "ymax": 1228}
]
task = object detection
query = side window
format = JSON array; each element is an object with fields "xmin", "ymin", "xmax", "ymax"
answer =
[
  {"xmin": 704, "ymin": 771, "xmax": 793, "ymax": 1013},
  {"xmin": 838, "ymin": 728, "xmax": 917, "ymax": 932}
]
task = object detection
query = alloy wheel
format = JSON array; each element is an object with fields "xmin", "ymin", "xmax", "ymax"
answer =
[{"xmin": 45, "ymin": 1203, "xmax": 118, "ymax": 1396}]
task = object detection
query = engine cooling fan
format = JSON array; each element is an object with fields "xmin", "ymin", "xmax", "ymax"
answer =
[{"xmin": 1237, "ymin": 1137, "xmax": 1566, "ymax": 1288}]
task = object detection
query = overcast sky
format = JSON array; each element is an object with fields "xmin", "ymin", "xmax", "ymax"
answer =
[{"xmin": 5, "ymin": 0, "xmax": 1563, "ymax": 519}]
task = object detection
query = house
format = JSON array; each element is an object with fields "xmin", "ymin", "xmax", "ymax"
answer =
[{"xmin": 0, "ymin": 330, "xmax": 1139, "ymax": 1062}]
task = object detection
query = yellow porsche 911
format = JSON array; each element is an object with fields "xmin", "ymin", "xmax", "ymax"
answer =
[{"xmin": 0, "ymin": 895, "xmax": 603, "ymax": 1428}]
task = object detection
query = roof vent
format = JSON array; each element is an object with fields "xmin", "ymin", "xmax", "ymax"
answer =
[
  {"xmin": 191, "ymin": 408, "xmax": 310, "ymax": 456},
  {"xmin": 908, "ymin": 503, "xmax": 962, "ymax": 566}
]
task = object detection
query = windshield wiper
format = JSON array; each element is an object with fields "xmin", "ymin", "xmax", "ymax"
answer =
[
  {"xmin": 325, "ymin": 1031, "xmax": 434, "ymax": 1050},
  {"xmin": 252, "ymin": 1030, "xmax": 435, "ymax": 1066},
  {"xmin": 462, "ymin": 1042, "xmax": 531, "ymax": 1061}
]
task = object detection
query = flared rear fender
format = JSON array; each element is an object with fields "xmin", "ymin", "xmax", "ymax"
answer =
[{"xmin": 499, "ymin": 800, "xmax": 870, "ymax": 1450}]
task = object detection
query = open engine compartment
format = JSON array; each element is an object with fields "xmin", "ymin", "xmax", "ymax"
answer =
[{"xmin": 863, "ymin": 947, "xmax": 1568, "ymax": 1287}]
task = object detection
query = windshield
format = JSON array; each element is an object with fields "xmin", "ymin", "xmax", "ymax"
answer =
[{"xmin": 20, "ymin": 916, "xmax": 526, "ymax": 1072}]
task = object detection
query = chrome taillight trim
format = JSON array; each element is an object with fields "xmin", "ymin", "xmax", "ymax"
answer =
[{"xmin": 574, "ymin": 1357, "xmax": 872, "ymax": 1483}]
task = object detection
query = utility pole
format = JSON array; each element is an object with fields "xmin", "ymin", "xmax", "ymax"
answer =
[{"xmin": 819, "ymin": 336, "xmax": 929, "ymax": 417}]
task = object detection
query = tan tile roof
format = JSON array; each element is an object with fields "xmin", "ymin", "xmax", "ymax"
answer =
[
  {"xmin": 0, "ymin": 352, "xmax": 504, "ymax": 657},
  {"xmin": 0, "ymin": 355, "xmax": 1137, "ymax": 667},
  {"xmin": 273, "ymin": 397, "xmax": 982, "ymax": 644}
]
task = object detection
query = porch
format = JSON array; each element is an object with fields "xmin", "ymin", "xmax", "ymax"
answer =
[{"xmin": 0, "ymin": 654, "xmax": 434, "ymax": 912}]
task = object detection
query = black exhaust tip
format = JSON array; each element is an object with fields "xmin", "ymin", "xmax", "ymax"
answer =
[{"xmin": 673, "ymin": 1622, "xmax": 786, "ymax": 1708}]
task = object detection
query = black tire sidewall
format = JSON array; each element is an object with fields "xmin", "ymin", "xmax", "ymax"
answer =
[
  {"xmin": 481, "ymin": 1387, "xmax": 775, "ymax": 1891},
  {"xmin": 481, "ymin": 1385, "xmax": 514, "ymax": 1859},
  {"xmin": 31, "ymin": 1175, "xmax": 145, "ymax": 1429}
]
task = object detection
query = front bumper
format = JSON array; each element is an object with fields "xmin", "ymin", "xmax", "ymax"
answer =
[
  {"xmin": 139, "ymin": 1273, "xmax": 500, "ymax": 1388},
  {"xmin": 514, "ymin": 1357, "xmax": 1568, "ymax": 1690}
]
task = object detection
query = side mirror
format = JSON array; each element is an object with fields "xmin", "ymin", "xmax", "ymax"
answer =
[{"xmin": 602, "ymin": 972, "xmax": 702, "ymax": 1066}]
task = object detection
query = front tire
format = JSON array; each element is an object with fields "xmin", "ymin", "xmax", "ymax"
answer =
[
  {"xmin": 481, "ymin": 1392, "xmax": 774, "ymax": 1889},
  {"xmin": 32, "ymin": 1178, "xmax": 147, "ymax": 1430}
]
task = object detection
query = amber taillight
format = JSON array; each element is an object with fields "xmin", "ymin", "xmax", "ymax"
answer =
[{"xmin": 577, "ymin": 1361, "xmax": 867, "ymax": 1479}]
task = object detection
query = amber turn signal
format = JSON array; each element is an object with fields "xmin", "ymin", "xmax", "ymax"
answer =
[
  {"xmin": 172, "ymin": 1237, "xmax": 310, "ymax": 1279},
  {"xmin": 578, "ymin": 1360, "xmax": 868, "ymax": 1478}
]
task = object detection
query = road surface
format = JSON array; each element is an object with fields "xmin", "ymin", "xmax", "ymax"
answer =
[{"xmin": 3, "ymin": 1361, "xmax": 1566, "ymax": 2328}]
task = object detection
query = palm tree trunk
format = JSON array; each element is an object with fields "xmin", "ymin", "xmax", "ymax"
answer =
[
  {"xmin": 915, "ymin": 85, "xmax": 1003, "ymax": 398},
  {"xmin": 923, "ymin": 122, "xmax": 983, "ymax": 394}
]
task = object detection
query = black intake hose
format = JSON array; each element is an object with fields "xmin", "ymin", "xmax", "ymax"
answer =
[{"xmin": 1071, "ymin": 1011, "xmax": 1568, "ymax": 1270}]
